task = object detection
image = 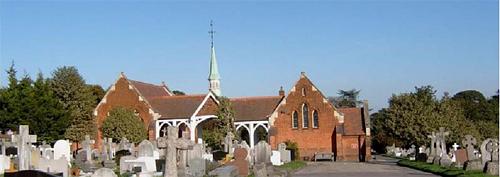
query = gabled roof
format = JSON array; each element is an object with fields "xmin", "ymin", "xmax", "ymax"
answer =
[
  {"xmin": 148, "ymin": 92, "xmax": 219, "ymax": 119},
  {"xmin": 338, "ymin": 107, "xmax": 365, "ymax": 136},
  {"xmin": 230, "ymin": 96, "xmax": 283, "ymax": 121},
  {"xmin": 129, "ymin": 80, "xmax": 172, "ymax": 98},
  {"xmin": 149, "ymin": 95, "xmax": 207, "ymax": 119}
]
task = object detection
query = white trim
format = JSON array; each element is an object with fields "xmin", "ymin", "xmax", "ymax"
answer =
[
  {"xmin": 234, "ymin": 120, "xmax": 270, "ymax": 148},
  {"xmin": 93, "ymin": 74, "xmax": 122, "ymax": 116}
]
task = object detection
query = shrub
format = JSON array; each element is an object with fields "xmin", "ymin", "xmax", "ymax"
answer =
[
  {"xmin": 284, "ymin": 140, "xmax": 300, "ymax": 161},
  {"xmin": 101, "ymin": 107, "xmax": 147, "ymax": 143}
]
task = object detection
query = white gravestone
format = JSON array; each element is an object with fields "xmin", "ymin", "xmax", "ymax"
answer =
[
  {"xmin": 11, "ymin": 125, "xmax": 37, "ymax": 171},
  {"xmin": 271, "ymin": 151, "xmax": 283, "ymax": 166},
  {"xmin": 54, "ymin": 140, "xmax": 71, "ymax": 162}
]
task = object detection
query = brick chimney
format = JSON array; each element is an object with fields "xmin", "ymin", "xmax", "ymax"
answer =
[{"xmin": 279, "ymin": 86, "xmax": 285, "ymax": 96}]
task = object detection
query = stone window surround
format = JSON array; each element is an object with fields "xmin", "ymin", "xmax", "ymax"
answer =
[
  {"xmin": 302, "ymin": 103, "xmax": 309, "ymax": 128},
  {"xmin": 312, "ymin": 110, "xmax": 319, "ymax": 128},
  {"xmin": 291, "ymin": 111, "xmax": 299, "ymax": 129}
]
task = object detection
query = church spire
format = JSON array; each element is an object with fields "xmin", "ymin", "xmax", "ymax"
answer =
[{"xmin": 208, "ymin": 20, "xmax": 221, "ymax": 96}]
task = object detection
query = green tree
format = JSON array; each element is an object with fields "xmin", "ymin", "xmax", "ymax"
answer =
[
  {"xmin": 202, "ymin": 96, "xmax": 235, "ymax": 150},
  {"xmin": 172, "ymin": 90, "xmax": 186, "ymax": 96},
  {"xmin": 87, "ymin": 84, "xmax": 106, "ymax": 106},
  {"xmin": 29, "ymin": 73, "xmax": 69, "ymax": 142},
  {"xmin": 50, "ymin": 66, "xmax": 97, "ymax": 143},
  {"xmin": 101, "ymin": 107, "xmax": 147, "ymax": 143},
  {"xmin": 373, "ymin": 86, "xmax": 481, "ymax": 149},
  {"xmin": 0, "ymin": 63, "xmax": 68, "ymax": 142},
  {"xmin": 452, "ymin": 90, "xmax": 494, "ymax": 122},
  {"xmin": 336, "ymin": 89, "xmax": 362, "ymax": 108}
]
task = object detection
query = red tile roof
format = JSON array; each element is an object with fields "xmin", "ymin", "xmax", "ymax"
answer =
[
  {"xmin": 149, "ymin": 95, "xmax": 206, "ymax": 119},
  {"xmin": 338, "ymin": 108, "xmax": 366, "ymax": 135},
  {"xmin": 129, "ymin": 80, "xmax": 171, "ymax": 98},
  {"xmin": 230, "ymin": 96, "xmax": 283, "ymax": 121}
]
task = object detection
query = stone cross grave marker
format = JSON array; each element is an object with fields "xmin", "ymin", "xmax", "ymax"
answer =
[
  {"xmin": 462, "ymin": 135, "xmax": 477, "ymax": 161},
  {"xmin": 224, "ymin": 132, "xmax": 234, "ymax": 153},
  {"xmin": 481, "ymin": 138, "xmax": 499, "ymax": 164},
  {"xmin": 0, "ymin": 139, "xmax": 7, "ymax": 155},
  {"xmin": 487, "ymin": 140, "xmax": 499, "ymax": 162},
  {"xmin": 11, "ymin": 125, "xmax": 37, "ymax": 171},
  {"xmin": 118, "ymin": 137, "xmax": 132, "ymax": 152},
  {"xmin": 106, "ymin": 137, "xmax": 113, "ymax": 160},
  {"xmin": 82, "ymin": 135, "xmax": 95, "ymax": 162},
  {"xmin": 452, "ymin": 143, "xmax": 460, "ymax": 151},
  {"xmin": 157, "ymin": 126, "xmax": 194, "ymax": 177},
  {"xmin": 436, "ymin": 127, "xmax": 450, "ymax": 157},
  {"xmin": 102, "ymin": 137, "xmax": 109, "ymax": 160},
  {"xmin": 427, "ymin": 132, "xmax": 437, "ymax": 157}
]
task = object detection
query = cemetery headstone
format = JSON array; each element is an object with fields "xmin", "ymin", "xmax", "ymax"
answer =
[
  {"xmin": 157, "ymin": 126, "xmax": 194, "ymax": 177},
  {"xmin": 226, "ymin": 148, "xmax": 249, "ymax": 177},
  {"xmin": 278, "ymin": 143, "xmax": 291, "ymax": 163},
  {"xmin": 53, "ymin": 140, "xmax": 70, "ymax": 162},
  {"xmin": 462, "ymin": 135, "xmax": 482, "ymax": 171},
  {"xmin": 224, "ymin": 132, "xmax": 234, "ymax": 153},
  {"xmin": 482, "ymin": 139, "xmax": 499, "ymax": 176},
  {"xmin": 11, "ymin": 125, "xmax": 37, "ymax": 171},
  {"xmin": 0, "ymin": 155, "xmax": 11, "ymax": 174},
  {"xmin": 91, "ymin": 167, "xmax": 117, "ymax": 177},
  {"xmin": 187, "ymin": 144, "xmax": 206, "ymax": 177},
  {"xmin": 254, "ymin": 141, "xmax": 271, "ymax": 164},
  {"xmin": 81, "ymin": 135, "xmax": 95, "ymax": 172},
  {"xmin": 455, "ymin": 149, "xmax": 467, "ymax": 168},
  {"xmin": 270, "ymin": 151, "xmax": 283, "ymax": 166},
  {"xmin": 427, "ymin": 132, "xmax": 437, "ymax": 163},
  {"xmin": 208, "ymin": 165, "xmax": 238, "ymax": 177},
  {"xmin": 36, "ymin": 156, "xmax": 69, "ymax": 177}
]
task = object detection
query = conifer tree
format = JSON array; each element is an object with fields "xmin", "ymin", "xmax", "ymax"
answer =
[{"xmin": 50, "ymin": 66, "xmax": 97, "ymax": 142}]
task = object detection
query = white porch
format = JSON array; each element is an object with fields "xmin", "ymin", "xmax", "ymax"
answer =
[{"xmin": 235, "ymin": 120, "xmax": 270, "ymax": 148}]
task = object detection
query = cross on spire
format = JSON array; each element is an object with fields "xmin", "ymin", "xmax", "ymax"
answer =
[{"xmin": 209, "ymin": 20, "xmax": 216, "ymax": 48}]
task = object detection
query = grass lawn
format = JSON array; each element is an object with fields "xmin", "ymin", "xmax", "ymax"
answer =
[
  {"xmin": 277, "ymin": 161, "xmax": 307, "ymax": 171},
  {"xmin": 398, "ymin": 159, "xmax": 497, "ymax": 177}
]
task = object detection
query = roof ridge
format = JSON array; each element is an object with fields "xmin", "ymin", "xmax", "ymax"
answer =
[
  {"xmin": 149, "ymin": 94, "xmax": 206, "ymax": 100},
  {"xmin": 230, "ymin": 96, "xmax": 282, "ymax": 100},
  {"xmin": 129, "ymin": 79, "xmax": 163, "ymax": 87}
]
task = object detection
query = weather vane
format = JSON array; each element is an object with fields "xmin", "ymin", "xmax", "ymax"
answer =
[{"xmin": 208, "ymin": 20, "xmax": 215, "ymax": 47}]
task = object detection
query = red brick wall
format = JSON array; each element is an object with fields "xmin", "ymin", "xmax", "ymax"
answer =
[
  {"xmin": 94, "ymin": 77, "xmax": 155, "ymax": 148},
  {"xmin": 339, "ymin": 136, "xmax": 360, "ymax": 161},
  {"xmin": 270, "ymin": 76, "xmax": 337, "ymax": 160}
]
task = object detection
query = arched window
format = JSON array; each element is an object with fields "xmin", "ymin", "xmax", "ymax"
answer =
[
  {"xmin": 302, "ymin": 104, "xmax": 309, "ymax": 128},
  {"xmin": 302, "ymin": 88, "xmax": 306, "ymax": 96},
  {"xmin": 313, "ymin": 110, "xmax": 319, "ymax": 128},
  {"xmin": 292, "ymin": 111, "xmax": 299, "ymax": 128}
]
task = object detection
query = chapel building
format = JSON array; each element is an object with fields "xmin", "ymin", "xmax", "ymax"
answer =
[{"xmin": 93, "ymin": 27, "xmax": 371, "ymax": 161}]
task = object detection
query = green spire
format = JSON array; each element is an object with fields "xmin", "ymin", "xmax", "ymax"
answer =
[{"xmin": 208, "ymin": 45, "xmax": 220, "ymax": 80}]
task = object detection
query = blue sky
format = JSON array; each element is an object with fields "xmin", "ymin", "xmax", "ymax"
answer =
[{"xmin": 0, "ymin": 1, "xmax": 498, "ymax": 111}]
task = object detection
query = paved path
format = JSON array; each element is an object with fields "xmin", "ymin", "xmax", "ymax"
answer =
[{"xmin": 293, "ymin": 155, "xmax": 439, "ymax": 177}]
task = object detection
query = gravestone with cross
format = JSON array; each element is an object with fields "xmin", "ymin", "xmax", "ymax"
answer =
[
  {"xmin": 158, "ymin": 126, "xmax": 194, "ymax": 177},
  {"xmin": 427, "ymin": 132, "xmax": 437, "ymax": 163},
  {"xmin": 224, "ymin": 132, "xmax": 234, "ymax": 153},
  {"xmin": 437, "ymin": 127, "xmax": 450, "ymax": 157},
  {"xmin": 11, "ymin": 125, "xmax": 37, "ymax": 171},
  {"xmin": 462, "ymin": 135, "xmax": 483, "ymax": 171},
  {"xmin": 462, "ymin": 135, "xmax": 478, "ymax": 161},
  {"xmin": 82, "ymin": 135, "xmax": 95, "ymax": 162},
  {"xmin": 484, "ymin": 139, "xmax": 499, "ymax": 175}
]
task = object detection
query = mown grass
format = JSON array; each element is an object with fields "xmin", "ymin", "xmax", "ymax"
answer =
[
  {"xmin": 398, "ymin": 159, "xmax": 497, "ymax": 177},
  {"xmin": 277, "ymin": 161, "xmax": 307, "ymax": 171}
]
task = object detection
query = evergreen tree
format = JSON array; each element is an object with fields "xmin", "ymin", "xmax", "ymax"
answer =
[{"xmin": 50, "ymin": 66, "xmax": 97, "ymax": 142}]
